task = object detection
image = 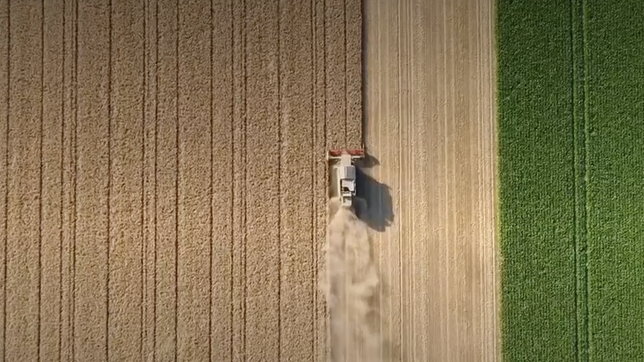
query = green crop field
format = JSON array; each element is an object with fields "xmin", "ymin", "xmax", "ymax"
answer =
[{"xmin": 497, "ymin": 1, "xmax": 644, "ymax": 361}]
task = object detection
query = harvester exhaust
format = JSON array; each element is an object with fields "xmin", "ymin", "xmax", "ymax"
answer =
[{"xmin": 327, "ymin": 149, "xmax": 365, "ymax": 209}]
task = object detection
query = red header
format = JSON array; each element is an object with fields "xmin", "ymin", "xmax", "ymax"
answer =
[{"xmin": 328, "ymin": 149, "xmax": 365, "ymax": 157}]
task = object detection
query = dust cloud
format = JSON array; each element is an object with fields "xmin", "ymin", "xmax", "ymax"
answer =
[{"xmin": 322, "ymin": 198, "xmax": 382, "ymax": 362}]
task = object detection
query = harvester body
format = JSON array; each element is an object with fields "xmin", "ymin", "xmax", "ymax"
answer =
[{"xmin": 327, "ymin": 149, "xmax": 364, "ymax": 208}]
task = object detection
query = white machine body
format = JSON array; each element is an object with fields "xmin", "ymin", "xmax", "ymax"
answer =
[
  {"xmin": 337, "ymin": 153, "xmax": 357, "ymax": 207},
  {"xmin": 327, "ymin": 150, "xmax": 364, "ymax": 208}
]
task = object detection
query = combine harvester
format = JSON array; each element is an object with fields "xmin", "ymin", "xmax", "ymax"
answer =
[{"xmin": 327, "ymin": 148, "xmax": 366, "ymax": 214}]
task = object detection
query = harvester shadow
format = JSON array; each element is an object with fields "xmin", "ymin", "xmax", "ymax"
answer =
[{"xmin": 355, "ymin": 162, "xmax": 394, "ymax": 233}]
